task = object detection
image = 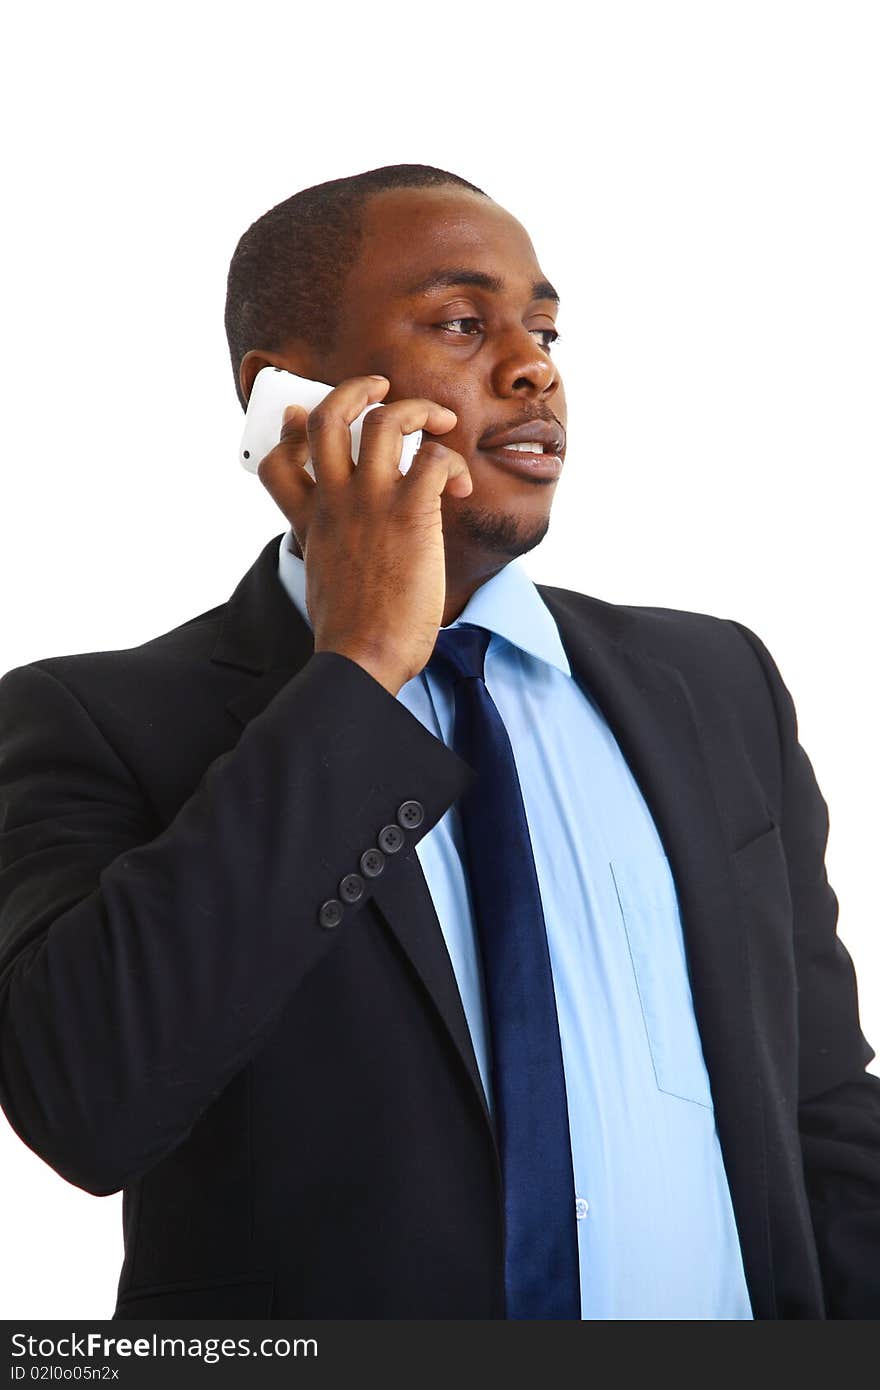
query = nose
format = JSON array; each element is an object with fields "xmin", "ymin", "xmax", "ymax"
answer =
[{"xmin": 491, "ymin": 328, "xmax": 561, "ymax": 400}]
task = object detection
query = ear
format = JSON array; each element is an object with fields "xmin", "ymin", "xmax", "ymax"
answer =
[
  {"xmin": 239, "ymin": 349, "xmax": 287, "ymax": 407},
  {"xmin": 239, "ymin": 345, "xmax": 318, "ymax": 407}
]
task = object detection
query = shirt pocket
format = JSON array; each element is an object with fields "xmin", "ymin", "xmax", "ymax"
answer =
[{"xmin": 609, "ymin": 854, "xmax": 714, "ymax": 1109}]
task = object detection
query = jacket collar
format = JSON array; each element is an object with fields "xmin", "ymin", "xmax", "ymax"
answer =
[
  {"xmin": 211, "ymin": 530, "xmax": 639, "ymax": 696},
  {"xmin": 211, "ymin": 533, "xmax": 311, "ymax": 677},
  {"xmin": 211, "ymin": 534, "xmax": 315, "ymax": 727}
]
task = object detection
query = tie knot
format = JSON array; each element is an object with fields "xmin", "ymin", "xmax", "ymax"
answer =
[{"xmin": 428, "ymin": 622, "xmax": 491, "ymax": 685}]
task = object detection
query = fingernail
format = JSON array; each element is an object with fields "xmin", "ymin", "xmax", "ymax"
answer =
[{"xmin": 368, "ymin": 374, "xmax": 388, "ymax": 382}]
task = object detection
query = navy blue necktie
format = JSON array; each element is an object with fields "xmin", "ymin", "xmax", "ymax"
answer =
[{"xmin": 428, "ymin": 622, "xmax": 580, "ymax": 1320}]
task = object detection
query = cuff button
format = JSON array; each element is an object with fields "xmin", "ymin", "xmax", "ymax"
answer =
[
  {"xmin": 319, "ymin": 898, "xmax": 344, "ymax": 929},
  {"xmin": 360, "ymin": 848, "xmax": 386, "ymax": 878},
  {"xmin": 339, "ymin": 873, "xmax": 365, "ymax": 904},
  {"xmin": 378, "ymin": 823, "xmax": 405, "ymax": 854},
  {"xmin": 396, "ymin": 799, "xmax": 424, "ymax": 830}
]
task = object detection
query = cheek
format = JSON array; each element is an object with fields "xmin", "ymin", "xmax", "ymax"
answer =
[{"xmin": 387, "ymin": 365, "xmax": 481, "ymax": 449}]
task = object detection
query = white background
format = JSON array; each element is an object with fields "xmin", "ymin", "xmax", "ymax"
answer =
[{"xmin": 1, "ymin": 0, "xmax": 877, "ymax": 1320}]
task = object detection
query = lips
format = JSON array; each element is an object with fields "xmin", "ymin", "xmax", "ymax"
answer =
[
  {"xmin": 479, "ymin": 446, "xmax": 563, "ymax": 480},
  {"xmin": 479, "ymin": 419, "xmax": 565, "ymax": 453}
]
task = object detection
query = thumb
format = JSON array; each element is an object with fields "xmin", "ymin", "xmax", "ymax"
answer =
[{"xmin": 278, "ymin": 402, "xmax": 311, "ymax": 448}]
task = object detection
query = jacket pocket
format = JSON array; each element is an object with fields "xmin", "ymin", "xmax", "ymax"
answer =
[
  {"xmin": 609, "ymin": 854, "xmax": 714, "ymax": 1109},
  {"xmin": 113, "ymin": 1274, "xmax": 275, "ymax": 1319}
]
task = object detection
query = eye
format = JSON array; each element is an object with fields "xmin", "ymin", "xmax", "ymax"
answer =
[
  {"xmin": 533, "ymin": 327, "xmax": 561, "ymax": 351},
  {"xmin": 437, "ymin": 318, "xmax": 562, "ymax": 351},
  {"xmin": 437, "ymin": 317, "xmax": 484, "ymax": 337}
]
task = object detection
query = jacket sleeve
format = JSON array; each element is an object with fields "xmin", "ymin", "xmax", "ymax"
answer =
[
  {"xmin": 728, "ymin": 620, "xmax": 880, "ymax": 1318},
  {"xmin": 0, "ymin": 652, "xmax": 475, "ymax": 1197}
]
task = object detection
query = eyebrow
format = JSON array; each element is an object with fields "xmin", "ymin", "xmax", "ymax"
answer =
[{"xmin": 401, "ymin": 267, "xmax": 560, "ymax": 306}]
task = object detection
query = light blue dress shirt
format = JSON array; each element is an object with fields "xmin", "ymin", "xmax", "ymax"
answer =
[{"xmin": 276, "ymin": 528, "xmax": 753, "ymax": 1320}]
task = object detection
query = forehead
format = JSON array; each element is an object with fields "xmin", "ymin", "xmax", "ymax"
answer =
[{"xmin": 347, "ymin": 186, "xmax": 548, "ymax": 303}]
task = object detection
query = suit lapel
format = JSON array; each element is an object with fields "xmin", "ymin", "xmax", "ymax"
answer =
[
  {"xmin": 539, "ymin": 584, "xmax": 774, "ymax": 1318},
  {"xmin": 368, "ymin": 843, "xmax": 496, "ymax": 1137},
  {"xmin": 211, "ymin": 536, "xmax": 773, "ymax": 1316}
]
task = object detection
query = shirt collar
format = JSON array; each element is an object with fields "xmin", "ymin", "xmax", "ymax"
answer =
[{"xmin": 276, "ymin": 526, "xmax": 571, "ymax": 677}]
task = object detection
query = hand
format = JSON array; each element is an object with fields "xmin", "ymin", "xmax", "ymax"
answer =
[{"xmin": 256, "ymin": 375, "xmax": 473, "ymax": 695}]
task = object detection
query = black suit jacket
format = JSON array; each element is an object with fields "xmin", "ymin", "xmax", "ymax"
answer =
[{"xmin": 0, "ymin": 533, "xmax": 878, "ymax": 1319}]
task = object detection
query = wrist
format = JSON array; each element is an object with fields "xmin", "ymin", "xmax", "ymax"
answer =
[{"xmin": 314, "ymin": 642, "xmax": 406, "ymax": 697}]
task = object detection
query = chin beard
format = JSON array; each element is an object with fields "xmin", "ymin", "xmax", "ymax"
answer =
[{"xmin": 456, "ymin": 504, "xmax": 551, "ymax": 559}]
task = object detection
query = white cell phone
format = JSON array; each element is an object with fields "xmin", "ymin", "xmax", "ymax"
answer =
[{"xmin": 239, "ymin": 366, "xmax": 423, "ymax": 479}]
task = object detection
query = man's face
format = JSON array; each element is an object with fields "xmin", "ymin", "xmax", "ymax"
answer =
[{"xmin": 314, "ymin": 186, "xmax": 566, "ymax": 566}]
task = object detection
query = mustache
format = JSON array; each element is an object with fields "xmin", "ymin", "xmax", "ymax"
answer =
[{"xmin": 478, "ymin": 411, "xmax": 565, "ymax": 444}]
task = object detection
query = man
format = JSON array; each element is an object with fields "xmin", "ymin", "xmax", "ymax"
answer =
[{"xmin": 0, "ymin": 163, "xmax": 877, "ymax": 1320}]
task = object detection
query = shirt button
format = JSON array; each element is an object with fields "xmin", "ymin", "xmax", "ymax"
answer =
[{"xmin": 575, "ymin": 1198, "xmax": 590, "ymax": 1220}]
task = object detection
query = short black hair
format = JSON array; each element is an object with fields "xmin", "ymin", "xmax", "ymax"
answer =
[{"xmin": 224, "ymin": 163, "xmax": 488, "ymax": 410}]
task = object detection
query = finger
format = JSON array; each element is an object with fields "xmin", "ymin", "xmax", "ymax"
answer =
[
  {"xmin": 354, "ymin": 399, "xmax": 458, "ymax": 484},
  {"xmin": 279, "ymin": 402, "xmax": 312, "ymax": 448},
  {"xmin": 402, "ymin": 440, "xmax": 473, "ymax": 500},
  {"xmin": 306, "ymin": 375, "xmax": 391, "ymax": 489},
  {"xmin": 257, "ymin": 405, "xmax": 317, "ymax": 530}
]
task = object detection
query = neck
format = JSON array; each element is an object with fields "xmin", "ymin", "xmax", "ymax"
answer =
[
  {"xmin": 286, "ymin": 532, "xmax": 503, "ymax": 629},
  {"xmin": 441, "ymin": 555, "xmax": 508, "ymax": 627}
]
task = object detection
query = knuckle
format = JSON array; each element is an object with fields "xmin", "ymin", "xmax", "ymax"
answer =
[
  {"xmin": 361, "ymin": 407, "xmax": 398, "ymax": 435},
  {"xmin": 307, "ymin": 404, "xmax": 334, "ymax": 435},
  {"xmin": 352, "ymin": 466, "xmax": 385, "ymax": 498},
  {"xmin": 413, "ymin": 444, "xmax": 453, "ymax": 472},
  {"xmin": 279, "ymin": 421, "xmax": 306, "ymax": 445},
  {"xmin": 256, "ymin": 453, "xmax": 276, "ymax": 483},
  {"xmin": 347, "ymin": 492, "xmax": 373, "ymax": 525}
]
